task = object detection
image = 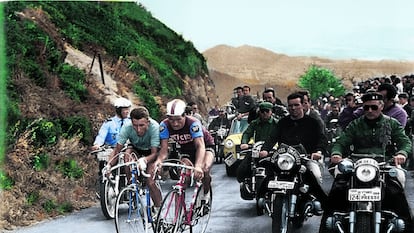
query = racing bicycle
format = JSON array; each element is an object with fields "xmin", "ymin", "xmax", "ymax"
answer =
[{"xmin": 155, "ymin": 159, "xmax": 212, "ymax": 233}]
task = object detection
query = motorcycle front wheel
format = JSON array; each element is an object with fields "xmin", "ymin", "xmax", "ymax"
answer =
[
  {"xmin": 100, "ymin": 178, "xmax": 117, "ymax": 219},
  {"xmin": 272, "ymin": 195, "xmax": 292, "ymax": 233},
  {"xmin": 355, "ymin": 213, "xmax": 372, "ymax": 233}
]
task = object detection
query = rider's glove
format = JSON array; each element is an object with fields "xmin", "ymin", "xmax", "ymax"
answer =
[{"xmin": 138, "ymin": 157, "xmax": 147, "ymax": 171}]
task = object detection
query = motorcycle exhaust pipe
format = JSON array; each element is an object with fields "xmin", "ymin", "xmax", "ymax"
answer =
[
  {"xmin": 375, "ymin": 212, "xmax": 381, "ymax": 233},
  {"xmin": 349, "ymin": 211, "xmax": 356, "ymax": 233}
]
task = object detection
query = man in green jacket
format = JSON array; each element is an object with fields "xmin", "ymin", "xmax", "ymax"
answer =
[
  {"xmin": 320, "ymin": 92, "xmax": 413, "ymax": 233},
  {"xmin": 236, "ymin": 102, "xmax": 278, "ymax": 197}
]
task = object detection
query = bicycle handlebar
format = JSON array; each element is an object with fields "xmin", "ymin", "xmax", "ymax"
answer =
[
  {"xmin": 160, "ymin": 162, "xmax": 195, "ymax": 171},
  {"xmin": 103, "ymin": 160, "xmax": 150, "ymax": 178}
]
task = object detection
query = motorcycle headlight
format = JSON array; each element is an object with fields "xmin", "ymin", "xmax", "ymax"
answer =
[
  {"xmin": 355, "ymin": 158, "xmax": 379, "ymax": 182},
  {"xmin": 224, "ymin": 139, "xmax": 234, "ymax": 149},
  {"xmin": 277, "ymin": 153, "xmax": 295, "ymax": 171},
  {"xmin": 355, "ymin": 164, "xmax": 377, "ymax": 182}
]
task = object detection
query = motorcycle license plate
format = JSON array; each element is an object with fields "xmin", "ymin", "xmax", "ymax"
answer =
[
  {"xmin": 348, "ymin": 187, "xmax": 381, "ymax": 201},
  {"xmin": 225, "ymin": 154, "xmax": 237, "ymax": 166},
  {"xmin": 268, "ymin": 180, "xmax": 295, "ymax": 190}
]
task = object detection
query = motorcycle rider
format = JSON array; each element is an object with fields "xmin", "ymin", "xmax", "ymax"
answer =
[
  {"xmin": 259, "ymin": 92, "xmax": 328, "ymax": 214},
  {"xmin": 320, "ymin": 91, "xmax": 413, "ymax": 233},
  {"xmin": 236, "ymin": 102, "xmax": 278, "ymax": 199},
  {"xmin": 105, "ymin": 106, "xmax": 162, "ymax": 207},
  {"xmin": 208, "ymin": 108, "xmax": 231, "ymax": 131},
  {"xmin": 91, "ymin": 97, "xmax": 132, "ymax": 150}
]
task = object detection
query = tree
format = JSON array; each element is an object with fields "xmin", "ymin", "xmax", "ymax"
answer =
[{"xmin": 298, "ymin": 65, "xmax": 346, "ymax": 99}]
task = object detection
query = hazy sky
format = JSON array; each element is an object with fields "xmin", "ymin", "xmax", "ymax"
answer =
[{"xmin": 138, "ymin": 0, "xmax": 414, "ymax": 61}]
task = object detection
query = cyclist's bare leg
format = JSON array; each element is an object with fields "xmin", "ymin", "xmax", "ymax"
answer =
[
  {"xmin": 124, "ymin": 149, "xmax": 137, "ymax": 183},
  {"xmin": 202, "ymin": 150, "xmax": 214, "ymax": 194},
  {"xmin": 180, "ymin": 157, "xmax": 194, "ymax": 185},
  {"xmin": 147, "ymin": 162, "xmax": 162, "ymax": 207}
]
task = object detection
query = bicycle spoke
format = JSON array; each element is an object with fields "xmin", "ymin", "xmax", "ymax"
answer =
[
  {"xmin": 115, "ymin": 188, "xmax": 145, "ymax": 233},
  {"xmin": 190, "ymin": 185, "xmax": 212, "ymax": 233},
  {"xmin": 156, "ymin": 190, "xmax": 184, "ymax": 233}
]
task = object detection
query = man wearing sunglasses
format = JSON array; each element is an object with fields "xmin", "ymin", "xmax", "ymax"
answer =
[
  {"xmin": 353, "ymin": 84, "xmax": 408, "ymax": 127},
  {"xmin": 321, "ymin": 92, "xmax": 413, "ymax": 233},
  {"xmin": 237, "ymin": 102, "xmax": 278, "ymax": 194}
]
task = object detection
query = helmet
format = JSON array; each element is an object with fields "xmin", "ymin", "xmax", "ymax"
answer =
[
  {"xmin": 114, "ymin": 97, "xmax": 132, "ymax": 108},
  {"xmin": 166, "ymin": 99, "xmax": 186, "ymax": 116}
]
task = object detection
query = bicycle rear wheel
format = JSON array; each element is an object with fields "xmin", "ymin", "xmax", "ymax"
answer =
[
  {"xmin": 190, "ymin": 185, "xmax": 212, "ymax": 233},
  {"xmin": 115, "ymin": 187, "xmax": 146, "ymax": 233},
  {"xmin": 156, "ymin": 189, "xmax": 183, "ymax": 233}
]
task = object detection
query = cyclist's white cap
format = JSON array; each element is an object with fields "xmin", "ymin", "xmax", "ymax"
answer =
[{"xmin": 166, "ymin": 99, "xmax": 186, "ymax": 116}]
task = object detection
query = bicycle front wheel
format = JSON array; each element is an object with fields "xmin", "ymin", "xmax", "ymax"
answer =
[
  {"xmin": 190, "ymin": 185, "xmax": 212, "ymax": 233},
  {"xmin": 115, "ymin": 187, "xmax": 146, "ymax": 233},
  {"xmin": 156, "ymin": 189, "xmax": 184, "ymax": 233}
]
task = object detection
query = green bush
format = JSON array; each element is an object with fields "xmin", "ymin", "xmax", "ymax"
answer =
[
  {"xmin": 27, "ymin": 192, "xmax": 40, "ymax": 205},
  {"xmin": 60, "ymin": 116, "xmax": 93, "ymax": 145},
  {"xmin": 57, "ymin": 64, "xmax": 87, "ymax": 102},
  {"xmin": 0, "ymin": 170, "xmax": 14, "ymax": 190},
  {"xmin": 57, "ymin": 159, "xmax": 83, "ymax": 179},
  {"xmin": 42, "ymin": 199, "xmax": 57, "ymax": 213},
  {"xmin": 57, "ymin": 201, "xmax": 74, "ymax": 214},
  {"xmin": 29, "ymin": 119, "xmax": 61, "ymax": 147},
  {"xmin": 134, "ymin": 84, "xmax": 160, "ymax": 119},
  {"xmin": 33, "ymin": 153, "xmax": 50, "ymax": 171}
]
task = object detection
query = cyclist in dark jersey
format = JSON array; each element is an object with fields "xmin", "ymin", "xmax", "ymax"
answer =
[{"xmin": 155, "ymin": 99, "xmax": 215, "ymax": 197}]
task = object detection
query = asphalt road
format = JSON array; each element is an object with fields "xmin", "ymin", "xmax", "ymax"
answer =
[{"xmin": 3, "ymin": 163, "xmax": 414, "ymax": 233}]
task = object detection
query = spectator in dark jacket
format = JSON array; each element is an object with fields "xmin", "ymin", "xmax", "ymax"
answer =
[{"xmin": 338, "ymin": 92, "xmax": 357, "ymax": 130}]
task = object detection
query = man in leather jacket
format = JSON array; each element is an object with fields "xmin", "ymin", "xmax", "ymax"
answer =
[{"xmin": 259, "ymin": 92, "xmax": 328, "ymax": 214}]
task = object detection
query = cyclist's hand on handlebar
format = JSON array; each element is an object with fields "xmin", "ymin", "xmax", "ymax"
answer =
[
  {"xmin": 138, "ymin": 157, "xmax": 147, "ymax": 171},
  {"xmin": 194, "ymin": 166, "xmax": 204, "ymax": 180},
  {"xmin": 259, "ymin": 150, "xmax": 268, "ymax": 158},
  {"xmin": 91, "ymin": 144, "xmax": 100, "ymax": 151},
  {"xmin": 104, "ymin": 165, "xmax": 111, "ymax": 177},
  {"xmin": 240, "ymin": 144, "xmax": 249, "ymax": 150},
  {"xmin": 330, "ymin": 154, "xmax": 342, "ymax": 164},
  {"xmin": 393, "ymin": 154, "xmax": 406, "ymax": 166}
]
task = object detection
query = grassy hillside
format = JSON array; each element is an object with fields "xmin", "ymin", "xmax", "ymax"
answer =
[{"xmin": 1, "ymin": 1, "xmax": 208, "ymax": 229}]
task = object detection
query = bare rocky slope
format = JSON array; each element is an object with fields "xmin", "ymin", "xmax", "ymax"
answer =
[{"xmin": 205, "ymin": 44, "xmax": 414, "ymax": 105}]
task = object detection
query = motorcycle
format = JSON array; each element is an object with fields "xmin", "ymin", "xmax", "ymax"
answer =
[
  {"xmin": 91, "ymin": 146, "xmax": 128, "ymax": 219},
  {"xmin": 325, "ymin": 154, "xmax": 407, "ymax": 233},
  {"xmin": 250, "ymin": 143, "xmax": 323, "ymax": 233},
  {"xmin": 239, "ymin": 141, "xmax": 267, "ymax": 212},
  {"xmin": 209, "ymin": 126, "xmax": 229, "ymax": 163}
]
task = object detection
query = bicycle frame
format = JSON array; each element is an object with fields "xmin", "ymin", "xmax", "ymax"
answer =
[
  {"xmin": 158, "ymin": 161, "xmax": 208, "ymax": 232},
  {"xmin": 171, "ymin": 165, "xmax": 201, "ymax": 226},
  {"xmin": 115, "ymin": 160, "xmax": 155, "ymax": 233}
]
